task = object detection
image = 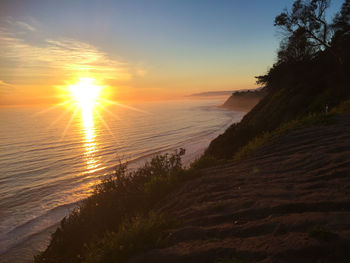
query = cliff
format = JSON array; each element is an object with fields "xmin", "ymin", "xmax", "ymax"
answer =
[{"xmin": 221, "ymin": 89, "xmax": 266, "ymax": 111}]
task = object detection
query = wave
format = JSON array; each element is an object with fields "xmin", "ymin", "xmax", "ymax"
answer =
[
  {"xmin": 0, "ymin": 201, "xmax": 80, "ymax": 254},
  {"xmin": 0, "ymin": 101, "xmax": 242, "ymax": 261}
]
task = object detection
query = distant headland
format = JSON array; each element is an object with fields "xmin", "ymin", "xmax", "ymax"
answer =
[{"xmin": 220, "ymin": 88, "xmax": 267, "ymax": 112}]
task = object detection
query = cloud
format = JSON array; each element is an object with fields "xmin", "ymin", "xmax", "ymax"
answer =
[
  {"xmin": 16, "ymin": 21, "xmax": 36, "ymax": 32},
  {"xmin": 0, "ymin": 80, "xmax": 15, "ymax": 94},
  {"xmin": 2, "ymin": 16, "xmax": 37, "ymax": 33},
  {"xmin": 0, "ymin": 27, "xmax": 133, "ymax": 84}
]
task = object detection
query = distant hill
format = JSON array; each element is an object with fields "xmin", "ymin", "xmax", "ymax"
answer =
[
  {"xmin": 221, "ymin": 88, "xmax": 266, "ymax": 111},
  {"xmin": 188, "ymin": 91, "xmax": 234, "ymax": 97},
  {"xmin": 204, "ymin": 0, "xmax": 350, "ymax": 159}
]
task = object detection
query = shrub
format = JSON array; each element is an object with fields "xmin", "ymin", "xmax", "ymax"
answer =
[
  {"xmin": 35, "ymin": 149, "xmax": 186, "ymax": 263},
  {"xmin": 83, "ymin": 213, "xmax": 175, "ymax": 263},
  {"xmin": 190, "ymin": 154, "xmax": 225, "ymax": 170}
]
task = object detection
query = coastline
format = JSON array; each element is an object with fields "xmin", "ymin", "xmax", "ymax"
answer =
[{"xmin": 0, "ymin": 104, "xmax": 245, "ymax": 263}]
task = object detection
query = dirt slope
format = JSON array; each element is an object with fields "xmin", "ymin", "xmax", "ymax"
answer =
[{"xmin": 129, "ymin": 114, "xmax": 350, "ymax": 263}]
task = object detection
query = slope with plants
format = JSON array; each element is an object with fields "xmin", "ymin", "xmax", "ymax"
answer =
[
  {"xmin": 34, "ymin": 1, "xmax": 350, "ymax": 262},
  {"xmin": 206, "ymin": 0, "xmax": 350, "ymax": 159},
  {"xmin": 127, "ymin": 113, "xmax": 350, "ymax": 263}
]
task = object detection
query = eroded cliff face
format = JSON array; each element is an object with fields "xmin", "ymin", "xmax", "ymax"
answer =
[{"xmin": 222, "ymin": 89, "xmax": 266, "ymax": 112}]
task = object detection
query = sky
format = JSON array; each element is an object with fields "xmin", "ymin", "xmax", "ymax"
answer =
[{"xmin": 0, "ymin": 0, "xmax": 344, "ymax": 106}]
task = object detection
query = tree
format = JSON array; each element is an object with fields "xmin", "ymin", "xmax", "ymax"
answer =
[
  {"xmin": 277, "ymin": 27, "xmax": 316, "ymax": 63},
  {"xmin": 274, "ymin": 0, "xmax": 331, "ymax": 51},
  {"xmin": 332, "ymin": 0, "xmax": 350, "ymax": 42},
  {"xmin": 331, "ymin": 0, "xmax": 350, "ymax": 70}
]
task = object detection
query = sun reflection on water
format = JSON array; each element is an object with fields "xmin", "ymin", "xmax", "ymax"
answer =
[{"xmin": 80, "ymin": 106, "xmax": 100, "ymax": 174}]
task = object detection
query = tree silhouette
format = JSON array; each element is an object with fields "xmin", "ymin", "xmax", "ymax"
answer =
[
  {"xmin": 332, "ymin": 0, "xmax": 350, "ymax": 45},
  {"xmin": 274, "ymin": 0, "xmax": 331, "ymax": 51},
  {"xmin": 331, "ymin": 0, "xmax": 350, "ymax": 71},
  {"xmin": 277, "ymin": 27, "xmax": 316, "ymax": 63}
]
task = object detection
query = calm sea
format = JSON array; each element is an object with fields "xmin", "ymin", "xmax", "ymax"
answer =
[{"xmin": 0, "ymin": 98, "xmax": 244, "ymax": 262}]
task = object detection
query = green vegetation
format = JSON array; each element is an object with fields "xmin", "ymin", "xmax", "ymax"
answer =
[
  {"xmin": 83, "ymin": 213, "xmax": 175, "ymax": 263},
  {"xmin": 34, "ymin": 149, "xmax": 188, "ymax": 263},
  {"xmin": 234, "ymin": 113, "xmax": 332, "ymax": 161},
  {"xmin": 206, "ymin": 0, "xmax": 350, "ymax": 159},
  {"xmin": 190, "ymin": 154, "xmax": 225, "ymax": 170},
  {"xmin": 36, "ymin": 1, "xmax": 350, "ymax": 262}
]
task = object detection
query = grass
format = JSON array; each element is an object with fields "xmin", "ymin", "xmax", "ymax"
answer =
[
  {"xmin": 233, "ymin": 113, "xmax": 332, "ymax": 161},
  {"xmin": 83, "ymin": 213, "xmax": 176, "ymax": 263},
  {"xmin": 190, "ymin": 154, "xmax": 226, "ymax": 170}
]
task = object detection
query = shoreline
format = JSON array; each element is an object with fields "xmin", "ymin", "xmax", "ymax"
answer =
[{"xmin": 0, "ymin": 106, "xmax": 245, "ymax": 263}]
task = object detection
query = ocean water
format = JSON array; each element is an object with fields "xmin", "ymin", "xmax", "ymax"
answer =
[{"xmin": 0, "ymin": 98, "xmax": 244, "ymax": 262}]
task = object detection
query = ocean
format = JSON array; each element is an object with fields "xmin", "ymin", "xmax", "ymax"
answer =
[{"xmin": 0, "ymin": 98, "xmax": 244, "ymax": 262}]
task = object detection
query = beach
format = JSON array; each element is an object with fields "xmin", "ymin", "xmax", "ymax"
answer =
[{"xmin": 0, "ymin": 99, "xmax": 243, "ymax": 263}]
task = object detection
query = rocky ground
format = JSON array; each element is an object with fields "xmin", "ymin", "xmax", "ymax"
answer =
[{"xmin": 129, "ymin": 114, "xmax": 350, "ymax": 263}]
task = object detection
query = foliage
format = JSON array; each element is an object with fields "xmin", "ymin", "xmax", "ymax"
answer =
[
  {"xmin": 83, "ymin": 213, "xmax": 175, "ymax": 263},
  {"xmin": 206, "ymin": 0, "xmax": 350, "ymax": 159},
  {"xmin": 332, "ymin": 0, "xmax": 350, "ymax": 43},
  {"xmin": 233, "ymin": 113, "xmax": 331, "ymax": 161},
  {"xmin": 35, "ymin": 1, "xmax": 350, "ymax": 262},
  {"xmin": 34, "ymin": 149, "xmax": 186, "ymax": 263},
  {"xmin": 274, "ymin": 0, "xmax": 331, "ymax": 52},
  {"xmin": 190, "ymin": 154, "xmax": 225, "ymax": 170}
]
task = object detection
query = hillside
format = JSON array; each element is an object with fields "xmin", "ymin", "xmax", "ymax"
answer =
[
  {"xmin": 128, "ymin": 114, "xmax": 350, "ymax": 263},
  {"xmin": 221, "ymin": 89, "xmax": 266, "ymax": 111},
  {"xmin": 33, "ymin": 1, "xmax": 350, "ymax": 262},
  {"xmin": 205, "ymin": 0, "xmax": 350, "ymax": 159},
  {"xmin": 206, "ymin": 50, "xmax": 350, "ymax": 160}
]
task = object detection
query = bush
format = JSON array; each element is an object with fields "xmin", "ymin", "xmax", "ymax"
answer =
[
  {"xmin": 83, "ymin": 213, "xmax": 175, "ymax": 263},
  {"xmin": 190, "ymin": 154, "xmax": 225, "ymax": 170},
  {"xmin": 35, "ymin": 149, "xmax": 186, "ymax": 263}
]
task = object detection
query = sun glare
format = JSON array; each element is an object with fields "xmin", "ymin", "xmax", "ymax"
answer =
[
  {"xmin": 66, "ymin": 77, "xmax": 103, "ymax": 128},
  {"xmin": 46, "ymin": 75, "xmax": 147, "ymax": 141},
  {"xmin": 69, "ymin": 77, "xmax": 101, "ymax": 110}
]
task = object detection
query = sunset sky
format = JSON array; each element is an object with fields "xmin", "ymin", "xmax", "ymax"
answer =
[{"xmin": 0, "ymin": 0, "xmax": 343, "ymax": 106}]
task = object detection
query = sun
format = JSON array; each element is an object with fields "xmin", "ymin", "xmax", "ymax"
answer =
[
  {"xmin": 69, "ymin": 77, "xmax": 102, "ymax": 110},
  {"xmin": 44, "ymin": 76, "xmax": 147, "ymax": 139},
  {"xmin": 66, "ymin": 77, "xmax": 104, "ymax": 129}
]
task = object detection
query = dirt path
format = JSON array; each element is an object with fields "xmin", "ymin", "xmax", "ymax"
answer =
[{"xmin": 129, "ymin": 114, "xmax": 350, "ymax": 263}]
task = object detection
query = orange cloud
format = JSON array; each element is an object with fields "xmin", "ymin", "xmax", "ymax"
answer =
[{"xmin": 0, "ymin": 23, "xmax": 147, "ymax": 105}]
